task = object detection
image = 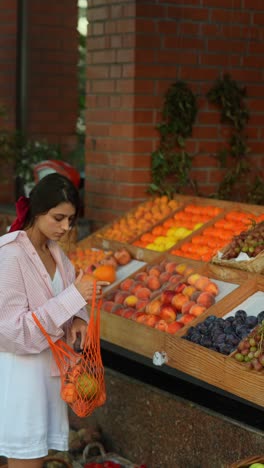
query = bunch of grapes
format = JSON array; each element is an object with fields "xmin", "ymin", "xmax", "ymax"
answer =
[
  {"xmin": 222, "ymin": 221, "xmax": 264, "ymax": 260},
  {"xmin": 233, "ymin": 314, "xmax": 264, "ymax": 371},
  {"xmin": 183, "ymin": 309, "xmax": 264, "ymax": 355}
]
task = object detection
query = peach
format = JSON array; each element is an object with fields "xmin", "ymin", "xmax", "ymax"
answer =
[
  {"xmin": 135, "ymin": 299, "xmax": 149, "ymax": 311},
  {"xmin": 135, "ymin": 287, "xmax": 151, "ymax": 299},
  {"xmin": 148, "ymin": 266, "xmax": 162, "ymax": 277},
  {"xmin": 173, "ymin": 281, "xmax": 187, "ymax": 293},
  {"xmin": 144, "ymin": 314, "xmax": 161, "ymax": 328},
  {"xmin": 164, "ymin": 262, "xmax": 178, "ymax": 273},
  {"xmin": 195, "ymin": 276, "xmax": 210, "ymax": 291},
  {"xmin": 159, "ymin": 305, "xmax": 177, "ymax": 323},
  {"xmin": 178, "ymin": 314, "xmax": 195, "ymax": 325},
  {"xmin": 167, "ymin": 321, "xmax": 184, "ymax": 334},
  {"xmin": 122, "ymin": 308, "xmax": 135, "ymax": 319},
  {"xmin": 190, "ymin": 290, "xmax": 202, "ymax": 302},
  {"xmin": 160, "ymin": 289, "xmax": 176, "ymax": 305},
  {"xmin": 183, "ymin": 266, "xmax": 195, "ymax": 278},
  {"xmin": 182, "ymin": 285, "xmax": 197, "ymax": 298},
  {"xmin": 159, "ymin": 271, "xmax": 172, "ymax": 284},
  {"xmin": 145, "ymin": 298, "xmax": 161, "ymax": 315},
  {"xmin": 130, "ymin": 281, "xmax": 145, "ymax": 294},
  {"xmin": 124, "ymin": 295, "xmax": 138, "ymax": 307},
  {"xmin": 190, "ymin": 304, "xmax": 206, "ymax": 317},
  {"xmin": 134, "ymin": 271, "xmax": 148, "ymax": 282},
  {"xmin": 181, "ymin": 300, "xmax": 196, "ymax": 315},
  {"xmin": 204, "ymin": 281, "xmax": 219, "ymax": 296},
  {"xmin": 171, "ymin": 293, "xmax": 189, "ymax": 311},
  {"xmin": 120, "ymin": 278, "xmax": 135, "ymax": 291},
  {"xmin": 112, "ymin": 305, "xmax": 125, "ymax": 316},
  {"xmin": 155, "ymin": 320, "xmax": 169, "ymax": 332},
  {"xmin": 196, "ymin": 292, "xmax": 215, "ymax": 308},
  {"xmin": 187, "ymin": 273, "xmax": 201, "ymax": 286},
  {"xmin": 175, "ymin": 263, "xmax": 188, "ymax": 275},
  {"xmin": 146, "ymin": 275, "xmax": 161, "ymax": 291},
  {"xmin": 114, "ymin": 291, "xmax": 130, "ymax": 304},
  {"xmin": 134, "ymin": 312, "xmax": 148, "ymax": 323},
  {"xmin": 102, "ymin": 300, "xmax": 115, "ymax": 313}
]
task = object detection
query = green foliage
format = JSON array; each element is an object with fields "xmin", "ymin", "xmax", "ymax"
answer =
[
  {"xmin": 16, "ymin": 137, "xmax": 62, "ymax": 183},
  {"xmin": 149, "ymin": 81, "xmax": 198, "ymax": 198},
  {"xmin": 207, "ymin": 74, "xmax": 249, "ymax": 131},
  {"xmin": 207, "ymin": 74, "xmax": 263, "ymax": 204}
]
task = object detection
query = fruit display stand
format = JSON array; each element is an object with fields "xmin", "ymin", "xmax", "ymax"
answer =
[{"xmin": 72, "ymin": 196, "xmax": 264, "ymax": 414}]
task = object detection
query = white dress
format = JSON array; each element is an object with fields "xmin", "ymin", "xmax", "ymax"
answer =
[{"xmin": 0, "ymin": 268, "xmax": 69, "ymax": 459}]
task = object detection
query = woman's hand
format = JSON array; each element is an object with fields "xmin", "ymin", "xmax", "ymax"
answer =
[
  {"xmin": 70, "ymin": 317, "xmax": 87, "ymax": 349},
  {"xmin": 74, "ymin": 269, "xmax": 109, "ymax": 303}
]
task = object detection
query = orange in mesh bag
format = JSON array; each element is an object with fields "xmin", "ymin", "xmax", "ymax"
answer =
[{"xmin": 32, "ymin": 281, "xmax": 106, "ymax": 418}]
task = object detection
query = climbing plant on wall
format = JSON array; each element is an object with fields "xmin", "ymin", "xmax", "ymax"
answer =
[
  {"xmin": 149, "ymin": 81, "xmax": 198, "ymax": 198},
  {"xmin": 207, "ymin": 74, "xmax": 264, "ymax": 205}
]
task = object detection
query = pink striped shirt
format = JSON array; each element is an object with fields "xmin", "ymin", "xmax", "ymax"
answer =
[{"xmin": 0, "ymin": 230, "xmax": 88, "ymax": 354}]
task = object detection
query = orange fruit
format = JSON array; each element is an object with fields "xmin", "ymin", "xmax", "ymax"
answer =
[{"xmin": 93, "ymin": 265, "xmax": 116, "ymax": 283}]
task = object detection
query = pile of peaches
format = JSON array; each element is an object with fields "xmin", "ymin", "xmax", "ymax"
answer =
[
  {"xmin": 171, "ymin": 210, "xmax": 264, "ymax": 262},
  {"xmin": 95, "ymin": 195, "xmax": 180, "ymax": 243},
  {"xmin": 102, "ymin": 260, "xmax": 219, "ymax": 334},
  {"xmin": 68, "ymin": 246, "xmax": 132, "ymax": 275},
  {"xmin": 133, "ymin": 203, "xmax": 222, "ymax": 252}
]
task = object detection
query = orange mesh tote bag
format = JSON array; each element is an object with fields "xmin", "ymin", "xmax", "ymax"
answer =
[{"xmin": 32, "ymin": 282, "xmax": 106, "ymax": 418}]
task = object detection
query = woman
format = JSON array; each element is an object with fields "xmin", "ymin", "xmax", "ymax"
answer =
[{"xmin": 0, "ymin": 173, "xmax": 108, "ymax": 468}]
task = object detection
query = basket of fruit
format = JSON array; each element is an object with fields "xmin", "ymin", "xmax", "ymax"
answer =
[
  {"xmin": 228, "ymin": 455, "xmax": 264, "ymax": 467},
  {"xmin": 211, "ymin": 221, "xmax": 264, "ymax": 274}
]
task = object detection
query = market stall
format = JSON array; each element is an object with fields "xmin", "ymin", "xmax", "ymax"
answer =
[{"xmin": 68, "ymin": 195, "xmax": 264, "ymax": 413}]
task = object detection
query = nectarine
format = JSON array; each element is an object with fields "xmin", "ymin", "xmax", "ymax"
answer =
[
  {"xmin": 196, "ymin": 292, "xmax": 215, "ymax": 308},
  {"xmin": 167, "ymin": 321, "xmax": 184, "ymax": 334},
  {"xmin": 159, "ymin": 304, "xmax": 177, "ymax": 323},
  {"xmin": 189, "ymin": 304, "xmax": 206, "ymax": 317},
  {"xmin": 171, "ymin": 293, "xmax": 189, "ymax": 311},
  {"xmin": 145, "ymin": 298, "xmax": 161, "ymax": 315},
  {"xmin": 120, "ymin": 278, "xmax": 135, "ymax": 291},
  {"xmin": 155, "ymin": 320, "xmax": 169, "ymax": 332},
  {"xmin": 146, "ymin": 275, "xmax": 161, "ymax": 291}
]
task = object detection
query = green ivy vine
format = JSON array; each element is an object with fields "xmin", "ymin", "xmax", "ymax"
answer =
[
  {"xmin": 149, "ymin": 81, "xmax": 198, "ymax": 198},
  {"xmin": 207, "ymin": 74, "xmax": 263, "ymax": 204}
]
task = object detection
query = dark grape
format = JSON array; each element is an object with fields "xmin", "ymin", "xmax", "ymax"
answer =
[
  {"xmin": 257, "ymin": 311, "xmax": 264, "ymax": 324},
  {"xmin": 235, "ymin": 310, "xmax": 247, "ymax": 321},
  {"xmin": 245, "ymin": 316, "xmax": 258, "ymax": 328}
]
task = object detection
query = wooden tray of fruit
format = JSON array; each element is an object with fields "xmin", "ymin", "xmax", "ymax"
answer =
[
  {"xmin": 212, "ymin": 220, "xmax": 264, "ymax": 274},
  {"xmin": 93, "ymin": 194, "xmax": 189, "ymax": 244},
  {"xmin": 99, "ymin": 254, "xmax": 264, "ymax": 407}
]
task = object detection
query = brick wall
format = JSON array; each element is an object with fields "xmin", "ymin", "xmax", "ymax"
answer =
[
  {"xmin": 27, "ymin": 0, "xmax": 79, "ymax": 151},
  {"xmin": 0, "ymin": 0, "xmax": 18, "ymax": 203},
  {"xmin": 85, "ymin": 0, "xmax": 264, "ymax": 229}
]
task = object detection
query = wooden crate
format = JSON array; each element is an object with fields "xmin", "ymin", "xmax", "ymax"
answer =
[
  {"xmin": 82, "ymin": 196, "xmax": 264, "ymax": 408},
  {"xmin": 99, "ymin": 260, "xmax": 264, "ymax": 407},
  {"xmin": 93, "ymin": 194, "xmax": 192, "ymax": 244}
]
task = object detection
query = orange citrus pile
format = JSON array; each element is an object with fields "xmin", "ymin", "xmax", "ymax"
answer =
[
  {"xmin": 133, "ymin": 204, "xmax": 222, "ymax": 251},
  {"xmin": 95, "ymin": 196, "xmax": 180, "ymax": 243},
  {"xmin": 171, "ymin": 210, "xmax": 263, "ymax": 262},
  {"xmin": 68, "ymin": 248, "xmax": 110, "ymax": 273}
]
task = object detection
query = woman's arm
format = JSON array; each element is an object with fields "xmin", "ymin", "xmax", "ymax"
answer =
[{"xmin": 0, "ymin": 254, "xmax": 87, "ymax": 354}]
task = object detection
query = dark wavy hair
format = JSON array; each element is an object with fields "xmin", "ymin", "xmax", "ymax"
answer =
[{"xmin": 23, "ymin": 173, "xmax": 80, "ymax": 229}]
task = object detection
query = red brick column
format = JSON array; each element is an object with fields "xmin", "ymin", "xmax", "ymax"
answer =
[{"xmin": 85, "ymin": 0, "xmax": 264, "ymax": 229}]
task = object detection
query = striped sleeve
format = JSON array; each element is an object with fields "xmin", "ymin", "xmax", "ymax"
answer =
[{"xmin": 0, "ymin": 254, "xmax": 87, "ymax": 354}]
